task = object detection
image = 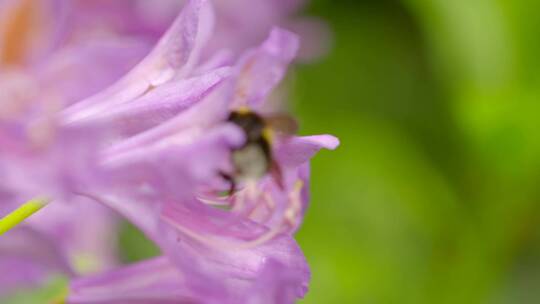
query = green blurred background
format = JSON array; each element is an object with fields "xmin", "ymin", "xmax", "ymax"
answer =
[{"xmin": 292, "ymin": 0, "xmax": 540, "ymax": 303}]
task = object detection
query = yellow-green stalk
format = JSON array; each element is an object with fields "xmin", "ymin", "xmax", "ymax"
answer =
[{"xmin": 0, "ymin": 198, "xmax": 48, "ymax": 235}]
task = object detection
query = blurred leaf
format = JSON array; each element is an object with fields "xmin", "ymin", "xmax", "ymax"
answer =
[
  {"xmin": 1, "ymin": 276, "xmax": 68, "ymax": 304},
  {"xmin": 118, "ymin": 220, "xmax": 160, "ymax": 263}
]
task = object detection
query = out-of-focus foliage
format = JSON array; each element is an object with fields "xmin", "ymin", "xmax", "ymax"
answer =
[
  {"xmin": 2, "ymin": 276, "xmax": 68, "ymax": 304},
  {"xmin": 293, "ymin": 0, "xmax": 540, "ymax": 303}
]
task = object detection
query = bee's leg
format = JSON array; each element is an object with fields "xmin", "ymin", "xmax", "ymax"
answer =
[
  {"xmin": 229, "ymin": 180, "xmax": 237, "ymax": 197},
  {"xmin": 219, "ymin": 171, "xmax": 236, "ymax": 197},
  {"xmin": 270, "ymin": 160, "xmax": 284, "ymax": 189}
]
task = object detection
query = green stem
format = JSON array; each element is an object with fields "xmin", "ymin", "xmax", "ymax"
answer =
[{"xmin": 0, "ymin": 198, "xmax": 48, "ymax": 235}]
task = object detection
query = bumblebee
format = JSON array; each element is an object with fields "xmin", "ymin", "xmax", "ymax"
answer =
[{"xmin": 222, "ymin": 107, "xmax": 298, "ymax": 193}]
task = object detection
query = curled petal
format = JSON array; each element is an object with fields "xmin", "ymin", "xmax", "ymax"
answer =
[
  {"xmin": 195, "ymin": 49, "xmax": 234, "ymax": 74},
  {"xmin": 72, "ymin": 67, "xmax": 231, "ymax": 136},
  {"xmin": 62, "ymin": 0, "xmax": 213, "ymax": 122},
  {"xmin": 275, "ymin": 134, "xmax": 340, "ymax": 167},
  {"xmin": 106, "ymin": 81, "xmax": 236, "ymax": 156},
  {"xmin": 233, "ymin": 27, "xmax": 299, "ymax": 108}
]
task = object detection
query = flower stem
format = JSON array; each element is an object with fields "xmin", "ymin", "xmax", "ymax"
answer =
[{"xmin": 0, "ymin": 198, "xmax": 48, "ymax": 235}]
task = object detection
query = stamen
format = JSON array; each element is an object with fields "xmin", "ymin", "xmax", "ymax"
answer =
[
  {"xmin": 162, "ymin": 180, "xmax": 306, "ymax": 251},
  {"xmin": 162, "ymin": 214, "xmax": 288, "ymax": 251},
  {"xmin": 285, "ymin": 180, "xmax": 304, "ymax": 226},
  {"xmin": 0, "ymin": 198, "xmax": 49, "ymax": 235},
  {"xmin": 231, "ymin": 180, "xmax": 257, "ymax": 212},
  {"xmin": 247, "ymin": 192, "xmax": 276, "ymax": 223}
]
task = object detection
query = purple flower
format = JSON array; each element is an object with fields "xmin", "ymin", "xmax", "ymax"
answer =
[
  {"xmin": 0, "ymin": 226, "xmax": 75, "ymax": 301},
  {"xmin": 69, "ymin": 257, "xmax": 308, "ymax": 304},
  {"xmin": 0, "ymin": 0, "xmax": 338, "ymax": 302},
  {"xmin": 127, "ymin": 0, "xmax": 331, "ymax": 62}
]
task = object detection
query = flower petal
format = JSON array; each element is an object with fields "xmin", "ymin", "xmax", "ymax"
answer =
[
  {"xmin": 245, "ymin": 259, "xmax": 309, "ymax": 304},
  {"xmin": 105, "ymin": 81, "xmax": 236, "ymax": 156},
  {"xmin": 81, "ymin": 123, "xmax": 243, "ymax": 239},
  {"xmin": 62, "ymin": 0, "xmax": 214, "ymax": 122},
  {"xmin": 232, "ymin": 27, "xmax": 299, "ymax": 108},
  {"xmin": 69, "ymin": 257, "xmax": 190, "ymax": 304},
  {"xmin": 159, "ymin": 201, "xmax": 310, "ymax": 301},
  {"xmin": 275, "ymin": 134, "xmax": 340, "ymax": 167},
  {"xmin": 36, "ymin": 38, "xmax": 150, "ymax": 107},
  {"xmin": 72, "ymin": 67, "xmax": 231, "ymax": 136},
  {"xmin": 0, "ymin": 227, "xmax": 72, "ymax": 295},
  {"xmin": 27, "ymin": 198, "xmax": 119, "ymax": 275}
]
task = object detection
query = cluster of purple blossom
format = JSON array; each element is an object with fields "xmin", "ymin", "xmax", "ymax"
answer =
[{"xmin": 0, "ymin": 0, "xmax": 338, "ymax": 303}]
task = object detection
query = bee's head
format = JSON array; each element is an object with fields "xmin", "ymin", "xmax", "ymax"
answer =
[{"xmin": 227, "ymin": 108, "xmax": 267, "ymax": 142}]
